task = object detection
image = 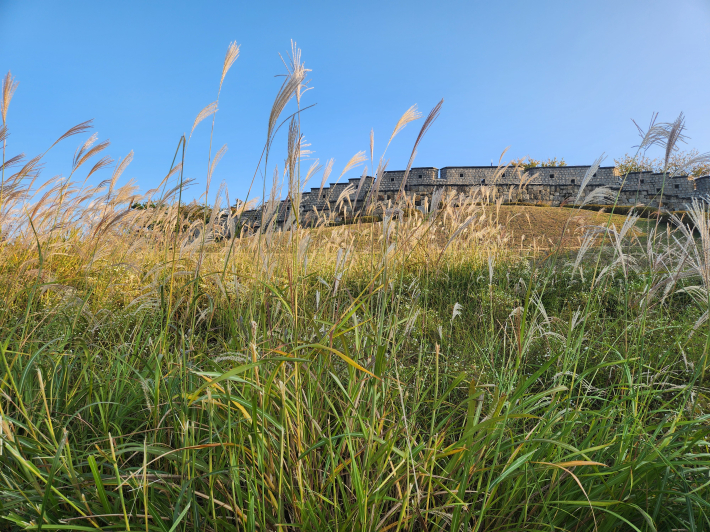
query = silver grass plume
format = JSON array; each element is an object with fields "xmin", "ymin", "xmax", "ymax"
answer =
[
  {"xmin": 269, "ymin": 44, "xmax": 310, "ymax": 147},
  {"xmin": 50, "ymin": 120, "xmax": 94, "ymax": 150},
  {"xmin": 302, "ymin": 159, "xmax": 322, "ymax": 190},
  {"xmin": 400, "ymin": 100, "xmax": 443, "ymax": 195},
  {"xmin": 318, "ymin": 158, "xmax": 334, "ymax": 199},
  {"xmin": 572, "ymin": 229, "xmax": 599, "ymax": 275},
  {"xmin": 73, "ymin": 133, "xmax": 98, "ymax": 165},
  {"xmin": 633, "ymin": 112, "xmax": 688, "ymax": 157},
  {"xmin": 429, "ymin": 187, "xmax": 444, "ymax": 218},
  {"xmin": 1, "ymin": 71, "xmax": 19, "ymax": 125},
  {"xmin": 451, "ymin": 302, "xmax": 463, "ymax": 322},
  {"xmin": 386, "ymin": 105, "xmax": 421, "ymax": 154},
  {"xmin": 366, "ymin": 158, "xmax": 389, "ymax": 214},
  {"xmin": 352, "ymin": 166, "xmax": 368, "ymax": 207},
  {"xmin": 220, "ymin": 42, "xmax": 240, "ymax": 91},
  {"xmin": 335, "ymin": 183, "xmax": 356, "ymax": 213},
  {"xmin": 190, "ymin": 101, "xmax": 218, "ymax": 142},
  {"xmin": 334, "ymin": 151, "xmax": 367, "ymax": 186},
  {"xmin": 575, "ymin": 154, "xmax": 605, "ymax": 204},
  {"xmin": 207, "ymin": 145, "xmax": 228, "ymax": 190},
  {"xmin": 280, "ymin": 41, "xmax": 312, "ymax": 106},
  {"xmin": 664, "ymin": 113, "xmax": 686, "ymax": 173},
  {"xmin": 73, "ymin": 138, "xmax": 110, "ymax": 172},
  {"xmin": 581, "ymin": 186, "xmax": 616, "ymax": 207}
]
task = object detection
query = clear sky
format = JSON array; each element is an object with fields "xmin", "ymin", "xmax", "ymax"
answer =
[{"xmin": 2, "ymin": 0, "xmax": 709, "ymax": 204}]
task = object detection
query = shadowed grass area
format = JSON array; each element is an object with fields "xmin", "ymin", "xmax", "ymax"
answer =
[{"xmin": 1, "ymin": 47, "xmax": 710, "ymax": 532}]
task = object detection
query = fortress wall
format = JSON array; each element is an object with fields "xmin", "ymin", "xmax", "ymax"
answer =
[
  {"xmin": 378, "ymin": 168, "xmax": 438, "ymax": 191},
  {"xmin": 307, "ymin": 187, "xmax": 332, "ymax": 209},
  {"xmin": 631, "ymin": 173, "xmax": 695, "ymax": 206},
  {"xmin": 695, "ymin": 176, "xmax": 710, "ymax": 196},
  {"xmin": 298, "ymin": 176, "xmax": 377, "ymax": 216},
  {"xmin": 237, "ymin": 165, "xmax": 702, "ymax": 228},
  {"xmin": 439, "ymin": 166, "xmax": 618, "ymax": 187},
  {"xmin": 439, "ymin": 167, "xmax": 500, "ymax": 185},
  {"xmin": 404, "ymin": 167, "xmax": 441, "ymax": 187},
  {"xmin": 525, "ymin": 166, "xmax": 617, "ymax": 187}
]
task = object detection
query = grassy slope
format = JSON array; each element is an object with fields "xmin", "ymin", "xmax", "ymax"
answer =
[
  {"xmin": 498, "ymin": 205, "xmax": 637, "ymax": 249},
  {"xmin": 1, "ymin": 51, "xmax": 709, "ymax": 530},
  {"xmin": 1, "ymin": 206, "xmax": 709, "ymax": 531}
]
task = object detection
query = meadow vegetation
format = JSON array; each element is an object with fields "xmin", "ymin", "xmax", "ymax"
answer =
[{"xmin": 1, "ymin": 44, "xmax": 709, "ymax": 531}]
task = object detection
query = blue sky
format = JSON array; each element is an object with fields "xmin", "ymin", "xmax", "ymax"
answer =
[{"xmin": 1, "ymin": 0, "xmax": 709, "ymax": 204}]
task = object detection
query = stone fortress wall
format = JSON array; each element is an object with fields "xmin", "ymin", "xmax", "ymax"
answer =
[{"xmin": 239, "ymin": 164, "xmax": 710, "ymax": 228}]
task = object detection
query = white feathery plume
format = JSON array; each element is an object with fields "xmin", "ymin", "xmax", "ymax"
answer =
[
  {"xmin": 190, "ymin": 101, "xmax": 218, "ymax": 142},
  {"xmin": 429, "ymin": 187, "xmax": 444, "ymax": 218},
  {"xmin": 336, "ymin": 183, "xmax": 356, "ymax": 212},
  {"xmin": 575, "ymin": 154, "xmax": 605, "ymax": 204},
  {"xmin": 352, "ymin": 166, "xmax": 368, "ymax": 206},
  {"xmin": 572, "ymin": 229, "xmax": 599, "ymax": 274},
  {"xmin": 220, "ymin": 41, "xmax": 240, "ymax": 91},
  {"xmin": 1, "ymin": 71, "xmax": 19, "ymax": 124},
  {"xmin": 386, "ymin": 105, "xmax": 422, "ymax": 152},
  {"xmin": 318, "ymin": 159, "xmax": 334, "ymax": 198},
  {"xmin": 451, "ymin": 302, "xmax": 463, "ymax": 322},
  {"xmin": 581, "ymin": 186, "xmax": 615, "ymax": 207},
  {"xmin": 335, "ymin": 151, "xmax": 367, "ymax": 185}
]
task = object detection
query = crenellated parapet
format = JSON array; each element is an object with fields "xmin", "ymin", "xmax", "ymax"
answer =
[{"xmin": 238, "ymin": 165, "xmax": 709, "ymax": 228}]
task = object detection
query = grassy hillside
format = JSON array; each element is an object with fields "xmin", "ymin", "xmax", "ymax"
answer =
[
  {"xmin": 1, "ymin": 52, "xmax": 709, "ymax": 532},
  {"xmin": 499, "ymin": 205, "xmax": 636, "ymax": 250}
]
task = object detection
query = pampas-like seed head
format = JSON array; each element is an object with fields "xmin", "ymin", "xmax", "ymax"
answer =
[
  {"xmin": 634, "ymin": 112, "xmax": 688, "ymax": 158},
  {"xmin": 74, "ymin": 133, "xmax": 98, "ymax": 167},
  {"xmin": 575, "ymin": 154, "xmax": 605, "ymax": 204},
  {"xmin": 220, "ymin": 41, "xmax": 240, "ymax": 90},
  {"xmin": 664, "ymin": 113, "xmax": 686, "ymax": 172},
  {"xmin": 370, "ymin": 129, "xmax": 374, "ymax": 168},
  {"xmin": 318, "ymin": 158, "xmax": 334, "ymax": 198},
  {"xmin": 73, "ymin": 139, "xmax": 110, "ymax": 172},
  {"xmin": 581, "ymin": 186, "xmax": 615, "ymax": 207},
  {"xmin": 451, "ymin": 302, "xmax": 463, "ymax": 322},
  {"xmin": 337, "ymin": 151, "xmax": 367, "ymax": 184},
  {"xmin": 207, "ymin": 144, "xmax": 228, "ymax": 193},
  {"xmin": 1, "ymin": 71, "xmax": 19, "ymax": 125},
  {"xmin": 399, "ymin": 99, "xmax": 443, "ymax": 194},
  {"xmin": 387, "ymin": 105, "xmax": 421, "ymax": 151},
  {"xmin": 190, "ymin": 101, "xmax": 218, "ymax": 141},
  {"xmin": 51, "ymin": 120, "xmax": 94, "ymax": 150}
]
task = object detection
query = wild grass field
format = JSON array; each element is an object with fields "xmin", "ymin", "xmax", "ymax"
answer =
[{"xmin": 1, "ymin": 44, "xmax": 709, "ymax": 532}]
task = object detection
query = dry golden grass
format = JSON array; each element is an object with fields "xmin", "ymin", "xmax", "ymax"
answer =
[{"xmin": 497, "ymin": 205, "xmax": 637, "ymax": 250}]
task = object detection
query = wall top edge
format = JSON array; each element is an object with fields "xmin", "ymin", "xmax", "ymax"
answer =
[
  {"xmin": 440, "ymin": 165, "xmax": 617, "ymax": 170},
  {"xmin": 384, "ymin": 167, "xmax": 438, "ymax": 172}
]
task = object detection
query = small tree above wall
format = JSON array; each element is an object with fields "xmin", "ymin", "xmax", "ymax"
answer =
[
  {"xmin": 614, "ymin": 149, "xmax": 710, "ymax": 177},
  {"xmin": 509, "ymin": 157, "xmax": 568, "ymax": 171}
]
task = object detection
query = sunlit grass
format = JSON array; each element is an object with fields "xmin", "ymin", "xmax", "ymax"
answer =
[{"xmin": 1, "ymin": 45, "xmax": 709, "ymax": 532}]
